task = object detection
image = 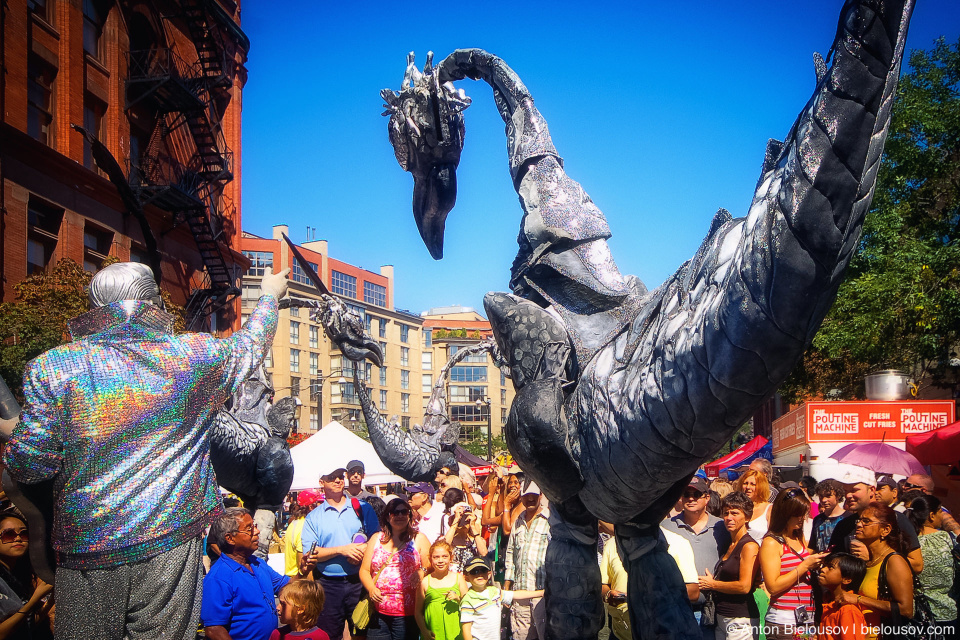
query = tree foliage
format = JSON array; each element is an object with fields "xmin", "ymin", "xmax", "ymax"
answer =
[
  {"xmin": 0, "ymin": 258, "xmax": 185, "ymax": 401},
  {"xmin": 781, "ymin": 38, "xmax": 960, "ymax": 402}
]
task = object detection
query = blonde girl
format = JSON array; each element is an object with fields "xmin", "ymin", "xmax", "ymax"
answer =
[{"xmin": 416, "ymin": 539, "xmax": 468, "ymax": 640}]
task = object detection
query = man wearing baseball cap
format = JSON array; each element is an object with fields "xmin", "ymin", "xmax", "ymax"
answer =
[
  {"xmin": 503, "ymin": 480, "xmax": 550, "ymax": 640},
  {"xmin": 403, "ymin": 482, "xmax": 436, "ymax": 522},
  {"xmin": 300, "ymin": 465, "xmax": 380, "ymax": 637},
  {"xmin": 345, "ymin": 459, "xmax": 374, "ymax": 500},
  {"xmin": 826, "ymin": 464, "xmax": 922, "ymax": 573},
  {"xmin": 661, "ymin": 477, "xmax": 729, "ymax": 639}
]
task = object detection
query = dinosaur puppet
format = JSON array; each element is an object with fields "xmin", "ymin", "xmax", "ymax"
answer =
[{"xmin": 374, "ymin": 0, "xmax": 916, "ymax": 638}]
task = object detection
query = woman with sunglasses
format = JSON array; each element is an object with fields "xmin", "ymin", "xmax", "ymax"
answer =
[
  {"xmin": 0, "ymin": 510, "xmax": 53, "ymax": 639},
  {"xmin": 836, "ymin": 503, "xmax": 913, "ymax": 640},
  {"xmin": 759, "ymin": 489, "xmax": 829, "ymax": 640},
  {"xmin": 360, "ymin": 498, "xmax": 431, "ymax": 640}
]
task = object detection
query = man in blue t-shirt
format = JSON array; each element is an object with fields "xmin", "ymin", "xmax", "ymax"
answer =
[
  {"xmin": 202, "ymin": 508, "xmax": 316, "ymax": 640},
  {"xmin": 299, "ymin": 465, "xmax": 380, "ymax": 638}
]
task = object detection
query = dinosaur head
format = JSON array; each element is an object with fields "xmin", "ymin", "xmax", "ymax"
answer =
[
  {"xmin": 312, "ymin": 295, "xmax": 383, "ymax": 367},
  {"xmin": 382, "ymin": 51, "xmax": 470, "ymax": 261}
]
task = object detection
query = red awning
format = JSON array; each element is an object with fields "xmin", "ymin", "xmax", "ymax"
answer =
[
  {"xmin": 705, "ymin": 435, "xmax": 769, "ymax": 477},
  {"xmin": 906, "ymin": 420, "xmax": 960, "ymax": 466}
]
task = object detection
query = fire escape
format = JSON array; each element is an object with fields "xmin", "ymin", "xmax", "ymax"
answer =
[{"xmin": 125, "ymin": 0, "xmax": 239, "ymax": 330}]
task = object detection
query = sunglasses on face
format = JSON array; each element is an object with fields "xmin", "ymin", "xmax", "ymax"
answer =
[
  {"xmin": 682, "ymin": 492, "xmax": 704, "ymax": 500},
  {"xmin": 901, "ymin": 482, "xmax": 921, "ymax": 490},
  {"xmin": 467, "ymin": 568, "xmax": 490, "ymax": 576},
  {"xmin": 323, "ymin": 475, "xmax": 345, "ymax": 482},
  {"xmin": 0, "ymin": 528, "xmax": 28, "ymax": 544},
  {"xmin": 389, "ymin": 509, "xmax": 411, "ymax": 517}
]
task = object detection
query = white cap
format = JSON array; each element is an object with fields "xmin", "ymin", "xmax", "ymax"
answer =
[
  {"xmin": 521, "ymin": 480, "xmax": 541, "ymax": 496},
  {"xmin": 836, "ymin": 463, "xmax": 876, "ymax": 487}
]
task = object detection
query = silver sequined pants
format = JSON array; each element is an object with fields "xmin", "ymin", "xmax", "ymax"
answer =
[{"xmin": 54, "ymin": 536, "xmax": 204, "ymax": 640}]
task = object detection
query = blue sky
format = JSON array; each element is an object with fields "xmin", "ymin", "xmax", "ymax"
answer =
[{"xmin": 241, "ymin": 1, "xmax": 959, "ymax": 316}]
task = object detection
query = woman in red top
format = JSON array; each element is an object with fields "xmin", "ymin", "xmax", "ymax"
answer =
[
  {"xmin": 759, "ymin": 488, "xmax": 829, "ymax": 640},
  {"xmin": 360, "ymin": 499, "xmax": 431, "ymax": 640}
]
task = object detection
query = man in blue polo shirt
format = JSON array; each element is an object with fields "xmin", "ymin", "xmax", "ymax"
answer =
[
  {"xmin": 299, "ymin": 464, "xmax": 380, "ymax": 638},
  {"xmin": 202, "ymin": 507, "xmax": 316, "ymax": 640}
]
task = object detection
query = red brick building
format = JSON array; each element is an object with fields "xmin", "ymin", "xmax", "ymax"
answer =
[{"xmin": 1, "ymin": 0, "xmax": 248, "ymax": 332}]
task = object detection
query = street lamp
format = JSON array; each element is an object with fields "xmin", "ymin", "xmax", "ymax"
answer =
[
  {"xmin": 310, "ymin": 369, "xmax": 348, "ymax": 430},
  {"xmin": 475, "ymin": 396, "xmax": 492, "ymax": 462}
]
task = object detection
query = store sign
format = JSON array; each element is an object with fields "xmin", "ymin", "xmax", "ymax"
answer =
[{"xmin": 772, "ymin": 400, "xmax": 955, "ymax": 453}]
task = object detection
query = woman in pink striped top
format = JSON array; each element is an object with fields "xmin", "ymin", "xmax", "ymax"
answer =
[{"xmin": 759, "ymin": 488, "xmax": 830, "ymax": 640}]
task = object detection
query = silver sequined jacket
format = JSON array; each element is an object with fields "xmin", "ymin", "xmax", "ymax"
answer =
[{"xmin": 3, "ymin": 295, "xmax": 279, "ymax": 569}]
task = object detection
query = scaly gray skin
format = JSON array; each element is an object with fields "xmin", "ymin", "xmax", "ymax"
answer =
[
  {"xmin": 354, "ymin": 340, "xmax": 500, "ymax": 481},
  {"xmin": 384, "ymin": 1, "xmax": 914, "ymax": 637}
]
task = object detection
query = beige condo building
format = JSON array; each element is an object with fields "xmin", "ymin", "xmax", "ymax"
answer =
[
  {"xmin": 241, "ymin": 225, "xmax": 423, "ymax": 435},
  {"xmin": 420, "ymin": 306, "xmax": 516, "ymax": 451}
]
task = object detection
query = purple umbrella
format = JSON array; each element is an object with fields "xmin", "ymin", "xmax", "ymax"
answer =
[{"xmin": 829, "ymin": 442, "xmax": 926, "ymax": 476}]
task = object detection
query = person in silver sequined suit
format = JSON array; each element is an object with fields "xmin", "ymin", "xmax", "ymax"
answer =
[{"xmin": 3, "ymin": 262, "xmax": 290, "ymax": 640}]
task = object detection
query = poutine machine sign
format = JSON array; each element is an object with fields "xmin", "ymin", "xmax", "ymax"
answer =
[{"xmin": 772, "ymin": 401, "xmax": 955, "ymax": 453}]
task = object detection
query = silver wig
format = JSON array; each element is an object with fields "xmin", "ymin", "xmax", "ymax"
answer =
[{"xmin": 88, "ymin": 262, "xmax": 162, "ymax": 308}]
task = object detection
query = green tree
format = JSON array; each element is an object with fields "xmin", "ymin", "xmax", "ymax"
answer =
[
  {"xmin": 0, "ymin": 258, "xmax": 185, "ymax": 401},
  {"xmin": 781, "ymin": 38, "xmax": 960, "ymax": 402}
]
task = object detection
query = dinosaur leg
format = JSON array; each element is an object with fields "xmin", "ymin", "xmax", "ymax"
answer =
[
  {"xmin": 615, "ymin": 476, "xmax": 700, "ymax": 640},
  {"xmin": 544, "ymin": 496, "xmax": 603, "ymax": 640},
  {"xmin": 253, "ymin": 508, "xmax": 276, "ymax": 560}
]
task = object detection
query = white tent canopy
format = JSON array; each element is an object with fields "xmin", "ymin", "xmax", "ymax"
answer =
[{"xmin": 289, "ymin": 421, "xmax": 404, "ymax": 490}]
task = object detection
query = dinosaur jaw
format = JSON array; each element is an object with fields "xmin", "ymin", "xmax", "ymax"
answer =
[
  {"xmin": 340, "ymin": 336, "xmax": 384, "ymax": 368},
  {"xmin": 412, "ymin": 162, "xmax": 458, "ymax": 260}
]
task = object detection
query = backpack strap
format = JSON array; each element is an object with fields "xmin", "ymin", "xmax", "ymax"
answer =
[{"xmin": 351, "ymin": 497, "xmax": 366, "ymax": 536}]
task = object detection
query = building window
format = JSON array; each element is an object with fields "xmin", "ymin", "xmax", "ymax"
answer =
[
  {"xmin": 378, "ymin": 318, "xmax": 387, "ymax": 338},
  {"xmin": 309, "ymin": 407, "xmax": 319, "ymax": 431},
  {"xmin": 331, "ymin": 270, "xmax": 357, "ymax": 298},
  {"xmin": 422, "ymin": 351, "xmax": 432, "ymax": 371},
  {"xmin": 379, "ymin": 390, "xmax": 387, "ymax": 411},
  {"xmin": 28, "ymin": 0, "xmax": 54, "ymax": 24},
  {"xmin": 450, "ymin": 386, "xmax": 487, "ymax": 402},
  {"xmin": 400, "ymin": 347, "xmax": 409, "ymax": 367},
  {"xmin": 424, "ymin": 330, "xmax": 432, "ymax": 348},
  {"xmin": 82, "ymin": 223, "xmax": 112, "ymax": 273},
  {"xmin": 309, "ymin": 353, "xmax": 319, "ymax": 376},
  {"xmin": 401, "ymin": 370, "xmax": 409, "ymax": 390},
  {"xmin": 83, "ymin": 95, "xmax": 105, "ymax": 171},
  {"xmin": 401, "ymin": 416, "xmax": 411, "ymax": 429},
  {"xmin": 501, "ymin": 371, "xmax": 507, "ymax": 386},
  {"xmin": 289, "ymin": 306, "xmax": 299, "ymax": 317},
  {"xmin": 27, "ymin": 58, "xmax": 56, "ymax": 146},
  {"xmin": 422, "ymin": 374, "xmax": 432, "ymax": 393},
  {"xmin": 501, "ymin": 388, "xmax": 507, "ymax": 404},
  {"xmin": 364, "ymin": 314, "xmax": 373, "ymax": 333},
  {"xmin": 401, "ymin": 393, "xmax": 410, "ymax": 413},
  {"xmin": 290, "ymin": 349, "xmax": 300, "ymax": 373},
  {"xmin": 241, "ymin": 284, "xmax": 260, "ymax": 301},
  {"xmin": 289, "ymin": 321, "xmax": 300, "ymax": 345},
  {"xmin": 309, "ymin": 325, "xmax": 319, "ymax": 348},
  {"xmin": 340, "ymin": 382, "xmax": 358, "ymax": 405},
  {"xmin": 264, "ymin": 349, "xmax": 273, "ymax": 368},
  {"xmin": 379, "ymin": 341, "xmax": 387, "ymax": 363},
  {"xmin": 379, "ymin": 367, "xmax": 387, "ymax": 386},
  {"xmin": 242, "ymin": 251, "xmax": 273, "ymax": 276},
  {"xmin": 451, "ymin": 405, "xmax": 486, "ymax": 422},
  {"xmin": 26, "ymin": 197, "xmax": 63, "ymax": 274},
  {"xmin": 83, "ymin": 0, "xmax": 104, "ymax": 59},
  {"xmin": 290, "ymin": 377, "xmax": 300, "ymax": 398},
  {"xmin": 130, "ymin": 245, "xmax": 148, "ymax": 264},
  {"xmin": 501, "ymin": 407, "xmax": 507, "ymax": 424},
  {"xmin": 450, "ymin": 345, "xmax": 486, "ymax": 363},
  {"xmin": 450, "ymin": 366, "xmax": 487, "ymax": 383},
  {"xmin": 400, "ymin": 324, "xmax": 409, "ymax": 343},
  {"xmin": 292, "ymin": 261, "xmax": 318, "ymax": 286},
  {"xmin": 364, "ymin": 281, "xmax": 387, "ymax": 307}
]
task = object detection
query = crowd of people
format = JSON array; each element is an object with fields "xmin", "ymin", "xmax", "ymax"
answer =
[{"xmin": 0, "ymin": 448, "xmax": 956, "ymax": 640}]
